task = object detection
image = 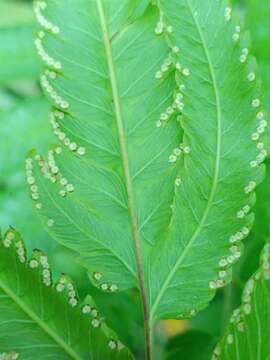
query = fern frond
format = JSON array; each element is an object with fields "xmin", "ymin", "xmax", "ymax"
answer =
[{"xmin": 29, "ymin": 0, "xmax": 267, "ymax": 329}]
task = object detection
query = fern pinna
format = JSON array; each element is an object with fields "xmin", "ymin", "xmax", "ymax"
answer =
[
  {"xmin": 213, "ymin": 243, "xmax": 270, "ymax": 360},
  {"xmin": 0, "ymin": 228, "xmax": 133, "ymax": 359}
]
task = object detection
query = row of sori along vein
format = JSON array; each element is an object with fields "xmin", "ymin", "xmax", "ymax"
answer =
[
  {"xmin": 1, "ymin": 230, "xmax": 125, "ymax": 352},
  {"xmin": 153, "ymin": 4, "xmax": 267, "ymax": 291},
  {"xmin": 212, "ymin": 243, "xmax": 270, "ymax": 359}
]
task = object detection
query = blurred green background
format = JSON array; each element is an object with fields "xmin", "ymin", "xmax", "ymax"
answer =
[{"xmin": 0, "ymin": 0, "xmax": 269, "ymax": 359}]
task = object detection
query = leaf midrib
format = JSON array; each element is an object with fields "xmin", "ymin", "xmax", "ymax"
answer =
[
  {"xmin": 95, "ymin": 0, "xmax": 151, "ymax": 354},
  {"xmin": 95, "ymin": 0, "xmax": 146, "ymax": 292},
  {"xmin": 150, "ymin": 0, "xmax": 222, "ymax": 321},
  {"xmin": 0, "ymin": 278, "xmax": 81, "ymax": 360}
]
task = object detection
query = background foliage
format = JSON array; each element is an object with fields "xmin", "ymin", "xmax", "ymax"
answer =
[{"xmin": 0, "ymin": 0, "xmax": 269, "ymax": 359}]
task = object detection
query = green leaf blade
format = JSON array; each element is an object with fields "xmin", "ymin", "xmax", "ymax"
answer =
[
  {"xmin": 149, "ymin": 0, "xmax": 266, "ymax": 321},
  {"xmin": 165, "ymin": 330, "xmax": 216, "ymax": 360},
  {"xmin": 31, "ymin": 0, "xmax": 179, "ymax": 293},
  {"xmin": 0, "ymin": 228, "xmax": 133, "ymax": 359},
  {"xmin": 213, "ymin": 243, "xmax": 270, "ymax": 360}
]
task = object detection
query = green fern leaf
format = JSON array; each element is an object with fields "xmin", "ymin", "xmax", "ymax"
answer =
[
  {"xmin": 30, "ymin": 0, "xmax": 179, "ymax": 293},
  {"xmin": 29, "ymin": 0, "xmax": 266, "ymax": 334},
  {"xmin": 212, "ymin": 243, "xmax": 270, "ymax": 360},
  {"xmin": 0, "ymin": 228, "xmax": 133, "ymax": 359},
  {"xmin": 148, "ymin": 0, "xmax": 267, "ymax": 321}
]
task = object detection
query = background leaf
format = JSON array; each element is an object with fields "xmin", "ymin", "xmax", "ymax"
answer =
[
  {"xmin": 0, "ymin": 98, "xmax": 52, "ymax": 249},
  {"xmin": 164, "ymin": 330, "xmax": 216, "ymax": 360},
  {"xmin": 213, "ymin": 242, "xmax": 270, "ymax": 360},
  {"xmin": 0, "ymin": 26, "xmax": 41, "ymax": 87},
  {"xmin": 0, "ymin": 0, "xmax": 34, "ymax": 28},
  {"xmin": 0, "ymin": 228, "xmax": 133, "ymax": 359}
]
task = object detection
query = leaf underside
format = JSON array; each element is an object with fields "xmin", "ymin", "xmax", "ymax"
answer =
[
  {"xmin": 29, "ymin": 0, "xmax": 266, "ymax": 322},
  {"xmin": 0, "ymin": 228, "xmax": 133, "ymax": 360},
  {"xmin": 213, "ymin": 243, "xmax": 270, "ymax": 360}
]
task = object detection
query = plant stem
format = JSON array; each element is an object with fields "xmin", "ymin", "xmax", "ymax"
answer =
[
  {"xmin": 144, "ymin": 311, "xmax": 153, "ymax": 360},
  {"xmin": 96, "ymin": 1, "xmax": 153, "ymax": 358}
]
